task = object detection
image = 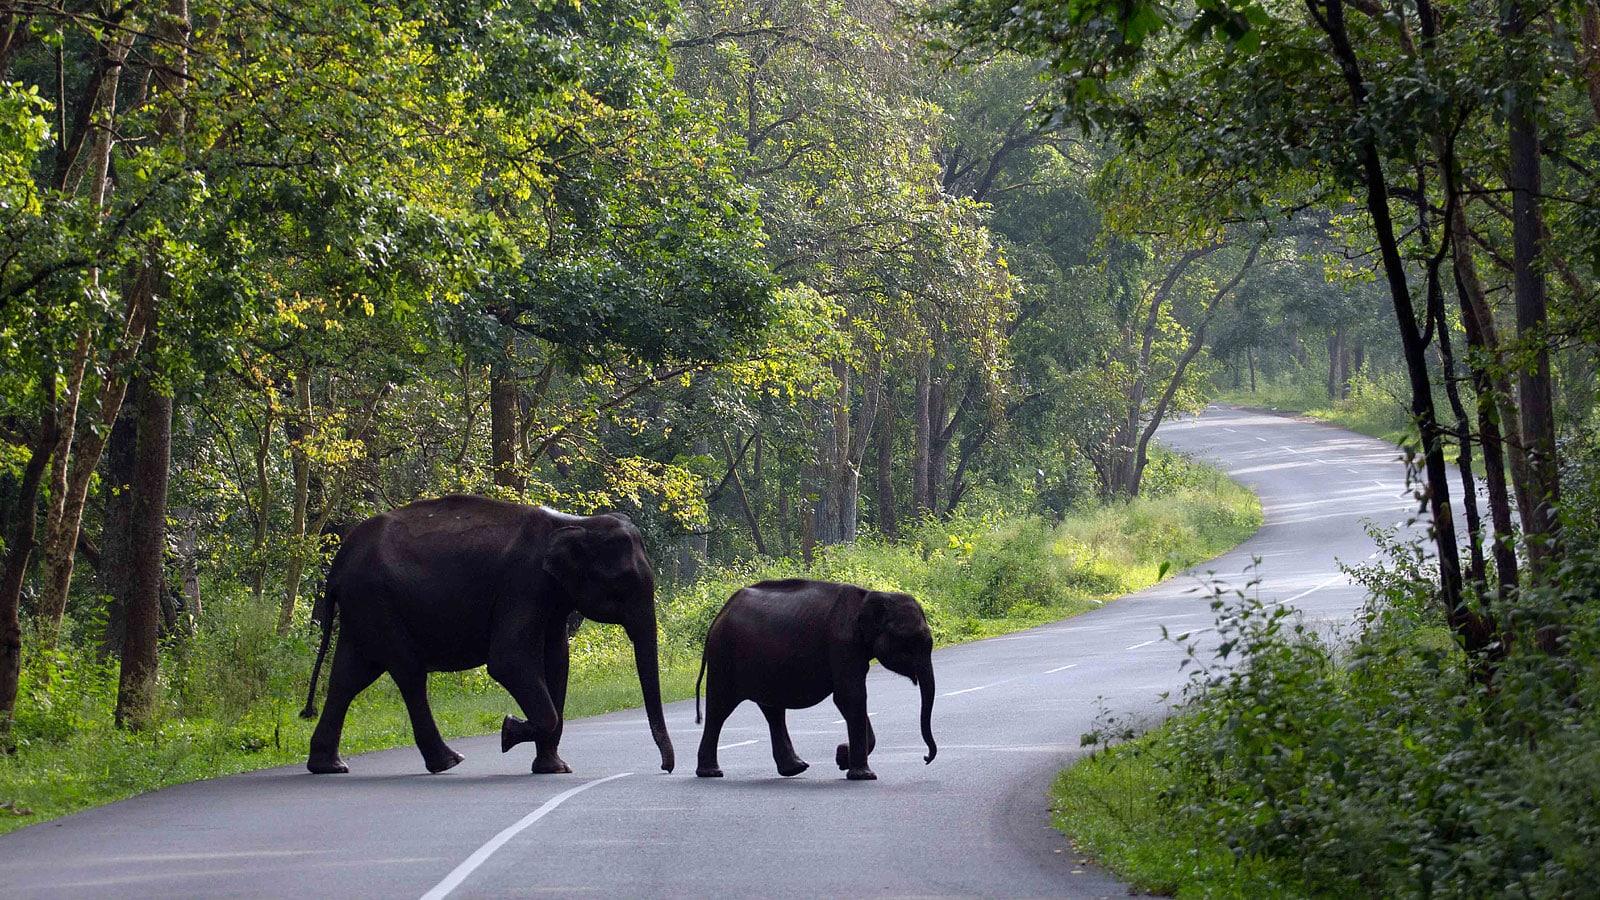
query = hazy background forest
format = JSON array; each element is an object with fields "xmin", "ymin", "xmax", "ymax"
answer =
[{"xmin": 2, "ymin": 0, "xmax": 1599, "ymax": 889}]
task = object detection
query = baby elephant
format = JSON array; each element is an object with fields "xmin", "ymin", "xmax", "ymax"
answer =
[{"xmin": 694, "ymin": 579, "xmax": 937, "ymax": 780}]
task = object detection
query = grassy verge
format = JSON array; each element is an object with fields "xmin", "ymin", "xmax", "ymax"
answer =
[
  {"xmin": 1050, "ymin": 726, "xmax": 1304, "ymax": 899},
  {"xmin": 0, "ymin": 448, "xmax": 1259, "ymax": 835}
]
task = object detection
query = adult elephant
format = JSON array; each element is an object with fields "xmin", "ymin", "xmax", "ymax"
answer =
[{"xmin": 299, "ymin": 495, "xmax": 673, "ymax": 776}]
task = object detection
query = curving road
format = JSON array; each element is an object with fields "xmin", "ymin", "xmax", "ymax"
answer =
[{"xmin": 0, "ymin": 407, "xmax": 1429, "ymax": 898}]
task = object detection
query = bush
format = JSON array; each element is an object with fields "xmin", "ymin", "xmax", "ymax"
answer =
[{"xmin": 1063, "ymin": 534, "xmax": 1600, "ymax": 898}]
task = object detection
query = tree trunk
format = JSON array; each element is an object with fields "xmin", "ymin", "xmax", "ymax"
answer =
[
  {"xmin": 720, "ymin": 435, "xmax": 768, "ymax": 555},
  {"xmin": 36, "ymin": 271, "xmax": 153, "ymax": 646},
  {"xmin": 280, "ymin": 367, "xmax": 312, "ymax": 634},
  {"xmin": 116, "ymin": 367, "xmax": 171, "ymax": 730},
  {"xmin": 1317, "ymin": 0, "xmax": 1485, "ymax": 661},
  {"xmin": 490, "ymin": 360, "xmax": 523, "ymax": 491},
  {"xmin": 1454, "ymin": 261, "xmax": 1520, "ymax": 597},
  {"xmin": 0, "ymin": 368, "xmax": 56, "ymax": 746},
  {"xmin": 1580, "ymin": 1, "xmax": 1600, "ymax": 123},
  {"xmin": 876, "ymin": 395, "xmax": 898, "ymax": 538},
  {"xmin": 1504, "ymin": 1, "xmax": 1562, "ymax": 572},
  {"xmin": 98, "ymin": 385, "xmax": 140, "ymax": 656},
  {"xmin": 1127, "ymin": 242, "xmax": 1263, "ymax": 496},
  {"xmin": 912, "ymin": 353, "xmax": 932, "ymax": 515}
]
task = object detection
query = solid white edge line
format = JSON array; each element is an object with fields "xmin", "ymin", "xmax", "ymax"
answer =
[{"xmin": 420, "ymin": 772, "xmax": 632, "ymax": 900}]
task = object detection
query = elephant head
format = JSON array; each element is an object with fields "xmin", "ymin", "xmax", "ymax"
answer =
[
  {"xmin": 545, "ymin": 514, "xmax": 674, "ymax": 772},
  {"xmin": 858, "ymin": 590, "xmax": 938, "ymax": 764}
]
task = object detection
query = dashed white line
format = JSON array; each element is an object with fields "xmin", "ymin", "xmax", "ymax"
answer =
[
  {"xmin": 942, "ymin": 680, "xmax": 1009, "ymax": 697},
  {"xmin": 1125, "ymin": 639, "xmax": 1159, "ymax": 650},
  {"xmin": 420, "ymin": 772, "xmax": 631, "ymax": 900},
  {"xmin": 1271, "ymin": 572, "xmax": 1346, "ymax": 607},
  {"xmin": 717, "ymin": 739, "xmax": 758, "ymax": 750},
  {"xmin": 1044, "ymin": 663, "xmax": 1078, "ymax": 674}
]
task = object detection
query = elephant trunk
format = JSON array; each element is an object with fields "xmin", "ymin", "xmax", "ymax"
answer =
[
  {"xmin": 629, "ymin": 618, "xmax": 675, "ymax": 773},
  {"xmin": 919, "ymin": 660, "xmax": 937, "ymax": 764}
]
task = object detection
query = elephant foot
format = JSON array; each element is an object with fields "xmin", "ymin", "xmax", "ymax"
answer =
[
  {"xmin": 776, "ymin": 758, "xmax": 809, "ymax": 778},
  {"xmin": 531, "ymin": 754, "xmax": 572, "ymax": 774},
  {"xmin": 425, "ymin": 748, "xmax": 465, "ymax": 774},
  {"xmin": 501, "ymin": 715, "xmax": 538, "ymax": 753},
  {"xmin": 307, "ymin": 754, "xmax": 349, "ymax": 775},
  {"xmin": 846, "ymin": 767, "xmax": 877, "ymax": 781},
  {"xmin": 836, "ymin": 743, "xmax": 850, "ymax": 770},
  {"xmin": 695, "ymin": 765, "xmax": 724, "ymax": 778}
]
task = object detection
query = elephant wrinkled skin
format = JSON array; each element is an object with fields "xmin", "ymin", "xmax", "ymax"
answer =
[
  {"xmin": 694, "ymin": 579, "xmax": 937, "ymax": 780},
  {"xmin": 300, "ymin": 495, "xmax": 674, "ymax": 776}
]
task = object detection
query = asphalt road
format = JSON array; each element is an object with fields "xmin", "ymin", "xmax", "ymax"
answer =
[{"xmin": 0, "ymin": 406, "xmax": 1431, "ymax": 898}]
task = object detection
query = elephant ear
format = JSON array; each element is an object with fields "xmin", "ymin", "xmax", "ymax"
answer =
[
  {"xmin": 854, "ymin": 590, "xmax": 889, "ymax": 646},
  {"xmin": 543, "ymin": 526, "xmax": 591, "ymax": 586},
  {"xmin": 544, "ymin": 523, "xmax": 633, "ymax": 587}
]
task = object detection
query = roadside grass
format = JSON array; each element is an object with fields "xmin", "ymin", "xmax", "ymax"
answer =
[
  {"xmin": 1213, "ymin": 373, "xmax": 1415, "ymax": 448},
  {"xmin": 0, "ymin": 448, "xmax": 1260, "ymax": 836},
  {"xmin": 1050, "ymin": 735, "xmax": 1304, "ymax": 899}
]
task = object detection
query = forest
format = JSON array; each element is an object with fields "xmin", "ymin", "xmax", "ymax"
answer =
[{"xmin": 2, "ymin": 0, "xmax": 1599, "ymax": 891}]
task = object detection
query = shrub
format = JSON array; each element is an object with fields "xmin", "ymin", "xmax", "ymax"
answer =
[{"xmin": 1075, "ymin": 535, "xmax": 1600, "ymax": 897}]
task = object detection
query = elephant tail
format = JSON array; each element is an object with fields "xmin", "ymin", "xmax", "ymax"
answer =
[
  {"xmin": 300, "ymin": 585, "xmax": 337, "ymax": 720},
  {"xmin": 694, "ymin": 637, "xmax": 708, "ymax": 725}
]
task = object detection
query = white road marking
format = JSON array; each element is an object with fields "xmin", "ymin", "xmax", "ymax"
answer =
[
  {"xmin": 718, "ymin": 739, "xmax": 758, "ymax": 750},
  {"xmin": 1125, "ymin": 639, "xmax": 1159, "ymax": 650},
  {"xmin": 421, "ymin": 772, "xmax": 631, "ymax": 900},
  {"xmin": 831, "ymin": 718, "xmax": 845, "ymax": 724},
  {"xmin": 1270, "ymin": 572, "xmax": 1346, "ymax": 607},
  {"xmin": 1044, "ymin": 663, "xmax": 1079, "ymax": 674},
  {"xmin": 1255, "ymin": 436, "xmax": 1269, "ymax": 443},
  {"xmin": 942, "ymin": 680, "xmax": 1009, "ymax": 697}
]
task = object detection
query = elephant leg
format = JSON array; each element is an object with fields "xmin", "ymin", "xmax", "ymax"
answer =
[
  {"xmin": 760, "ymin": 704, "xmax": 808, "ymax": 777},
  {"xmin": 391, "ymin": 669, "xmax": 462, "ymax": 774},
  {"xmin": 695, "ymin": 678, "xmax": 738, "ymax": 778},
  {"xmin": 307, "ymin": 640, "xmax": 383, "ymax": 774},
  {"xmin": 531, "ymin": 623, "xmax": 571, "ymax": 774},
  {"xmin": 833, "ymin": 688, "xmax": 875, "ymax": 780},
  {"xmin": 489, "ymin": 650, "xmax": 567, "ymax": 774},
  {"xmin": 836, "ymin": 715, "xmax": 876, "ymax": 771}
]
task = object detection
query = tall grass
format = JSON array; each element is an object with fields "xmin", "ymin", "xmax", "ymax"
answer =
[{"xmin": 0, "ymin": 449, "xmax": 1258, "ymax": 834}]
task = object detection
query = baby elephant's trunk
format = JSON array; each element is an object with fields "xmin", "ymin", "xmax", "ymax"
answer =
[{"xmin": 919, "ymin": 660, "xmax": 937, "ymax": 764}]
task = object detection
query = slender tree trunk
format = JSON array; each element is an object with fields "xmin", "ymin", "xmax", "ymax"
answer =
[
  {"xmin": 249, "ymin": 398, "xmax": 273, "ymax": 602},
  {"xmin": 912, "ymin": 353, "xmax": 932, "ymax": 515},
  {"xmin": 1504, "ymin": 0, "xmax": 1562, "ymax": 572},
  {"xmin": 720, "ymin": 435, "xmax": 767, "ymax": 555},
  {"xmin": 0, "ymin": 369, "xmax": 56, "ymax": 745},
  {"xmin": 280, "ymin": 368, "xmax": 312, "ymax": 634},
  {"xmin": 1247, "ymin": 346, "xmax": 1257, "ymax": 392},
  {"xmin": 1580, "ymin": 1, "xmax": 1600, "ymax": 122},
  {"xmin": 1454, "ymin": 261, "xmax": 1520, "ymax": 597},
  {"xmin": 36, "ymin": 272, "xmax": 152, "ymax": 646},
  {"xmin": 876, "ymin": 396, "xmax": 898, "ymax": 538},
  {"xmin": 1315, "ymin": 0, "xmax": 1484, "ymax": 659},
  {"xmin": 116, "ymin": 367, "xmax": 171, "ymax": 730},
  {"xmin": 777, "ymin": 475, "xmax": 792, "ymax": 557},
  {"xmin": 1453, "ymin": 201, "xmax": 1536, "ymax": 539},
  {"xmin": 1327, "ymin": 327, "xmax": 1344, "ymax": 400},
  {"xmin": 1128, "ymin": 242, "xmax": 1262, "ymax": 496}
]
